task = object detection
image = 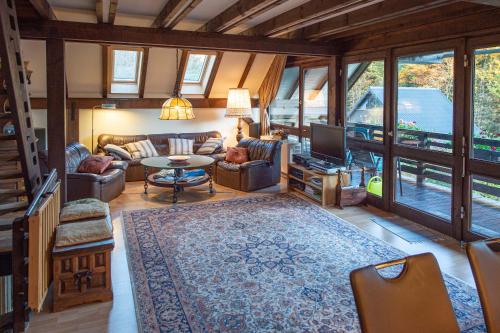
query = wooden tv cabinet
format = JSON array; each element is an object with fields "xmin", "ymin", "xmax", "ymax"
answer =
[{"xmin": 288, "ymin": 163, "xmax": 349, "ymax": 207}]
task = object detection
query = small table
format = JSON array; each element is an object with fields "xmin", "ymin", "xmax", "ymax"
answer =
[{"xmin": 141, "ymin": 155, "xmax": 215, "ymax": 203}]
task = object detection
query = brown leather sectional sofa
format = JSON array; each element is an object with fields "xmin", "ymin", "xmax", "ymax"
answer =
[
  {"xmin": 66, "ymin": 143, "xmax": 127, "ymax": 202},
  {"xmin": 97, "ymin": 131, "xmax": 225, "ymax": 182}
]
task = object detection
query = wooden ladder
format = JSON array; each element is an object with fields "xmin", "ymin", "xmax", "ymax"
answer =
[{"xmin": 0, "ymin": 0, "xmax": 43, "ymax": 331}]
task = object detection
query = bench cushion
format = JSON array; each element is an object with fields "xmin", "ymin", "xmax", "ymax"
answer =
[
  {"xmin": 60, "ymin": 198, "xmax": 110, "ymax": 223},
  {"xmin": 55, "ymin": 218, "xmax": 113, "ymax": 248}
]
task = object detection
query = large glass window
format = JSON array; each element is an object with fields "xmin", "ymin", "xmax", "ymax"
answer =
[
  {"xmin": 470, "ymin": 174, "xmax": 500, "ymax": 237},
  {"xmin": 184, "ymin": 54, "xmax": 209, "ymax": 83},
  {"xmin": 347, "ymin": 148, "xmax": 384, "ymax": 197},
  {"xmin": 303, "ymin": 66, "xmax": 328, "ymax": 126},
  {"xmin": 472, "ymin": 46, "xmax": 500, "ymax": 162},
  {"xmin": 346, "ymin": 61, "xmax": 385, "ymax": 142},
  {"xmin": 269, "ymin": 67, "xmax": 300, "ymax": 127},
  {"xmin": 396, "ymin": 51, "xmax": 454, "ymax": 153},
  {"xmin": 395, "ymin": 157, "xmax": 452, "ymax": 221},
  {"xmin": 112, "ymin": 49, "xmax": 140, "ymax": 83}
]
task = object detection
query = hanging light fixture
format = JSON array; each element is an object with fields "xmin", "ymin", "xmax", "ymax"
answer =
[{"xmin": 160, "ymin": 49, "xmax": 195, "ymax": 120}]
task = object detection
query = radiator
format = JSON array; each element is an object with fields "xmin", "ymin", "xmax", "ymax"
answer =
[
  {"xmin": 28, "ymin": 182, "xmax": 61, "ymax": 312},
  {"xmin": 0, "ymin": 275, "xmax": 12, "ymax": 314}
]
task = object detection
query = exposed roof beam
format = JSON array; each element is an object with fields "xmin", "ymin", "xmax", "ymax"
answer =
[
  {"xmin": 96, "ymin": 0, "xmax": 104, "ymax": 23},
  {"xmin": 102, "ymin": 45, "xmax": 110, "ymax": 97},
  {"xmin": 174, "ymin": 50, "xmax": 189, "ymax": 96},
  {"xmin": 152, "ymin": 0, "xmax": 203, "ymax": 29},
  {"xmin": 295, "ymin": 0, "xmax": 459, "ymax": 40},
  {"xmin": 19, "ymin": 20, "xmax": 337, "ymax": 56},
  {"xmin": 138, "ymin": 47, "xmax": 149, "ymax": 98},
  {"xmin": 30, "ymin": 98, "xmax": 259, "ymax": 109},
  {"xmin": 238, "ymin": 53, "xmax": 256, "ymax": 88},
  {"xmin": 204, "ymin": 51, "xmax": 224, "ymax": 98},
  {"xmin": 464, "ymin": 0, "xmax": 500, "ymax": 6},
  {"xmin": 109, "ymin": 0, "xmax": 118, "ymax": 25},
  {"xmin": 28, "ymin": 0, "xmax": 56, "ymax": 20},
  {"xmin": 198, "ymin": 0, "xmax": 285, "ymax": 33},
  {"xmin": 241, "ymin": 0, "xmax": 383, "ymax": 38}
]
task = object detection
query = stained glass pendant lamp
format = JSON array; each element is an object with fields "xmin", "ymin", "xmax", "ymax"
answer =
[{"xmin": 160, "ymin": 49, "xmax": 195, "ymax": 120}]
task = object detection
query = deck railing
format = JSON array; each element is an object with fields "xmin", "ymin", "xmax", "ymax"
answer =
[{"xmin": 347, "ymin": 123, "xmax": 500, "ymax": 198}]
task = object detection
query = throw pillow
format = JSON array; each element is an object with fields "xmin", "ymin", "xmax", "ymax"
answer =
[
  {"xmin": 168, "ymin": 138, "xmax": 194, "ymax": 155},
  {"xmin": 77, "ymin": 155, "xmax": 114, "ymax": 174},
  {"xmin": 225, "ymin": 147, "xmax": 249, "ymax": 164},
  {"xmin": 125, "ymin": 139, "xmax": 159, "ymax": 159},
  {"xmin": 104, "ymin": 144, "xmax": 132, "ymax": 160},
  {"xmin": 196, "ymin": 137, "xmax": 224, "ymax": 155}
]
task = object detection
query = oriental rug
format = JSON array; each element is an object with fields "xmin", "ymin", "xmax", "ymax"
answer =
[{"xmin": 122, "ymin": 194, "xmax": 485, "ymax": 333}]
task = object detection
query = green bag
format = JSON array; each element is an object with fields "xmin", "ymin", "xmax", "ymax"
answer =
[{"xmin": 367, "ymin": 176, "xmax": 383, "ymax": 196}]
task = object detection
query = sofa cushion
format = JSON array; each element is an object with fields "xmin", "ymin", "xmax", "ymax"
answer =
[
  {"xmin": 169, "ymin": 138, "xmax": 194, "ymax": 155},
  {"xmin": 226, "ymin": 147, "xmax": 249, "ymax": 164},
  {"xmin": 78, "ymin": 155, "xmax": 114, "ymax": 174},
  {"xmin": 197, "ymin": 137, "xmax": 224, "ymax": 155},
  {"xmin": 55, "ymin": 218, "xmax": 113, "ymax": 248},
  {"xmin": 104, "ymin": 144, "xmax": 132, "ymax": 160},
  {"xmin": 61, "ymin": 198, "xmax": 110, "ymax": 223},
  {"xmin": 125, "ymin": 139, "xmax": 159, "ymax": 159}
]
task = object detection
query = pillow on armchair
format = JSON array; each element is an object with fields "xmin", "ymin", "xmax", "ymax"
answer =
[
  {"xmin": 225, "ymin": 147, "xmax": 249, "ymax": 164},
  {"xmin": 77, "ymin": 155, "xmax": 114, "ymax": 174}
]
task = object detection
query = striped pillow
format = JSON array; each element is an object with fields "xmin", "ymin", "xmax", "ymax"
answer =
[
  {"xmin": 124, "ymin": 140, "xmax": 159, "ymax": 159},
  {"xmin": 196, "ymin": 137, "xmax": 223, "ymax": 155},
  {"xmin": 168, "ymin": 138, "xmax": 194, "ymax": 155}
]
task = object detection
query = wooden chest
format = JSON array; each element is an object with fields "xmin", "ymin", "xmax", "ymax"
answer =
[{"xmin": 52, "ymin": 239, "xmax": 114, "ymax": 312}]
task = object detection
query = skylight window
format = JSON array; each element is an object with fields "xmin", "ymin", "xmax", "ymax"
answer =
[
  {"xmin": 184, "ymin": 54, "xmax": 209, "ymax": 83},
  {"xmin": 112, "ymin": 49, "xmax": 141, "ymax": 83}
]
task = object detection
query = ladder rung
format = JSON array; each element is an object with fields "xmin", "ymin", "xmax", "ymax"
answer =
[
  {"xmin": 0, "ymin": 211, "xmax": 24, "ymax": 231},
  {"xmin": 0, "ymin": 201, "xmax": 28, "ymax": 215},
  {"xmin": 0, "ymin": 113, "xmax": 13, "ymax": 120},
  {"xmin": 0, "ymin": 170, "xmax": 23, "ymax": 180},
  {"xmin": 0, "ymin": 135, "xmax": 16, "ymax": 141},
  {"xmin": 0, "ymin": 188, "xmax": 26, "ymax": 197},
  {"xmin": 0, "ymin": 230, "xmax": 12, "ymax": 254},
  {"xmin": 0, "ymin": 152, "xmax": 19, "ymax": 161}
]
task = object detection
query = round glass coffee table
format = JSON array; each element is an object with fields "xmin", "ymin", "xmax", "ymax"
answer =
[{"xmin": 141, "ymin": 155, "xmax": 215, "ymax": 203}]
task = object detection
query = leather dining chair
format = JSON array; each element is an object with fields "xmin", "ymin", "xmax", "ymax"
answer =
[
  {"xmin": 466, "ymin": 238, "xmax": 500, "ymax": 333},
  {"xmin": 350, "ymin": 252, "xmax": 460, "ymax": 333}
]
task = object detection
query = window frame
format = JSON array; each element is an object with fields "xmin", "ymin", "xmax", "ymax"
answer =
[
  {"xmin": 182, "ymin": 53, "xmax": 210, "ymax": 85},
  {"xmin": 110, "ymin": 46, "xmax": 143, "ymax": 85}
]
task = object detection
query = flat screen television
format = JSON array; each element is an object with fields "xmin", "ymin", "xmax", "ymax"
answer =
[{"xmin": 310, "ymin": 123, "xmax": 346, "ymax": 166}]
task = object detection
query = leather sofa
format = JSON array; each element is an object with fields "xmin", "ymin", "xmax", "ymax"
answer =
[
  {"xmin": 66, "ymin": 143, "xmax": 128, "ymax": 202},
  {"xmin": 97, "ymin": 131, "xmax": 225, "ymax": 182},
  {"xmin": 216, "ymin": 138, "xmax": 282, "ymax": 192}
]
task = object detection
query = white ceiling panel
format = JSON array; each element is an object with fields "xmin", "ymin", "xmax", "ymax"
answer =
[
  {"xmin": 245, "ymin": 54, "xmax": 275, "ymax": 98},
  {"xmin": 20, "ymin": 40, "xmax": 47, "ymax": 98},
  {"xmin": 144, "ymin": 47, "xmax": 178, "ymax": 98},
  {"xmin": 65, "ymin": 42, "xmax": 102, "ymax": 98},
  {"xmin": 209, "ymin": 52, "xmax": 249, "ymax": 98}
]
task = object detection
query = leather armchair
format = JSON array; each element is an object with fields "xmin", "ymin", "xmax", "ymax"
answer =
[
  {"xmin": 66, "ymin": 143, "xmax": 128, "ymax": 202},
  {"xmin": 216, "ymin": 138, "xmax": 282, "ymax": 192}
]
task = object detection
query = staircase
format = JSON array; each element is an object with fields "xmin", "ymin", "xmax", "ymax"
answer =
[{"xmin": 0, "ymin": 0, "xmax": 43, "ymax": 330}]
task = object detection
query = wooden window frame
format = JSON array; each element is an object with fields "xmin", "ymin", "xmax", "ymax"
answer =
[
  {"xmin": 110, "ymin": 46, "xmax": 144, "ymax": 85},
  {"xmin": 182, "ymin": 53, "xmax": 210, "ymax": 84}
]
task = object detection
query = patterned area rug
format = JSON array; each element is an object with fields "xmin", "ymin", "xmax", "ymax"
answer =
[{"xmin": 123, "ymin": 194, "xmax": 485, "ymax": 333}]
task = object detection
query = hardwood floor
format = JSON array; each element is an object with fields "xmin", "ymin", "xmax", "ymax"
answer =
[{"xmin": 27, "ymin": 179, "xmax": 475, "ymax": 333}]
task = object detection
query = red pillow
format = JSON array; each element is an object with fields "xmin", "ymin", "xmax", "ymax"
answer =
[
  {"xmin": 78, "ymin": 155, "xmax": 114, "ymax": 174},
  {"xmin": 225, "ymin": 147, "xmax": 249, "ymax": 164}
]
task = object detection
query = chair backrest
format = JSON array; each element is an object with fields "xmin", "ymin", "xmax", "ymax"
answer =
[
  {"xmin": 350, "ymin": 252, "xmax": 460, "ymax": 333},
  {"xmin": 237, "ymin": 138, "xmax": 281, "ymax": 163},
  {"xmin": 65, "ymin": 143, "xmax": 91, "ymax": 173},
  {"xmin": 466, "ymin": 238, "xmax": 500, "ymax": 333}
]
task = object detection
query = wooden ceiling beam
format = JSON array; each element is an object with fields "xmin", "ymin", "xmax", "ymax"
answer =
[
  {"xmin": 204, "ymin": 51, "xmax": 224, "ymax": 98},
  {"xmin": 30, "ymin": 97, "xmax": 259, "ymax": 109},
  {"xmin": 28, "ymin": 0, "xmax": 56, "ymax": 20},
  {"xmin": 241, "ymin": 0, "xmax": 383, "ymax": 38},
  {"xmin": 174, "ymin": 50, "xmax": 189, "ymax": 96},
  {"xmin": 238, "ymin": 53, "xmax": 256, "ymax": 88},
  {"xmin": 108, "ymin": 0, "xmax": 118, "ymax": 25},
  {"xmin": 295, "ymin": 0, "xmax": 459, "ymax": 40},
  {"xmin": 198, "ymin": 0, "xmax": 285, "ymax": 33},
  {"xmin": 18, "ymin": 20, "xmax": 337, "ymax": 56},
  {"xmin": 96, "ymin": 0, "xmax": 104, "ymax": 23},
  {"xmin": 339, "ymin": 8, "xmax": 500, "ymax": 52},
  {"xmin": 464, "ymin": 0, "xmax": 500, "ymax": 6},
  {"xmin": 152, "ymin": 0, "xmax": 203, "ymax": 29},
  {"xmin": 138, "ymin": 47, "xmax": 149, "ymax": 98}
]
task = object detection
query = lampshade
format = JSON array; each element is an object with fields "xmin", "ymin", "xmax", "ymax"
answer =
[
  {"xmin": 225, "ymin": 88, "xmax": 252, "ymax": 118},
  {"xmin": 159, "ymin": 96, "xmax": 195, "ymax": 120}
]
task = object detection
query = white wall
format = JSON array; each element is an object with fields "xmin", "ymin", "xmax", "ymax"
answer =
[{"xmin": 79, "ymin": 107, "xmax": 256, "ymax": 151}]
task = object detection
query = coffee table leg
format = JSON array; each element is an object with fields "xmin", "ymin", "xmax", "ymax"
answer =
[
  {"xmin": 144, "ymin": 167, "xmax": 149, "ymax": 194},
  {"xmin": 208, "ymin": 165, "xmax": 215, "ymax": 194}
]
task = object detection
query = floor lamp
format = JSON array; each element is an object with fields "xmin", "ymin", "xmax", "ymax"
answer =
[
  {"xmin": 91, "ymin": 104, "xmax": 116, "ymax": 153},
  {"xmin": 225, "ymin": 88, "xmax": 253, "ymax": 142}
]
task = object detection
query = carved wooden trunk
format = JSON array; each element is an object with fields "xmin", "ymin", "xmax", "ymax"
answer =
[{"xmin": 52, "ymin": 239, "xmax": 114, "ymax": 312}]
